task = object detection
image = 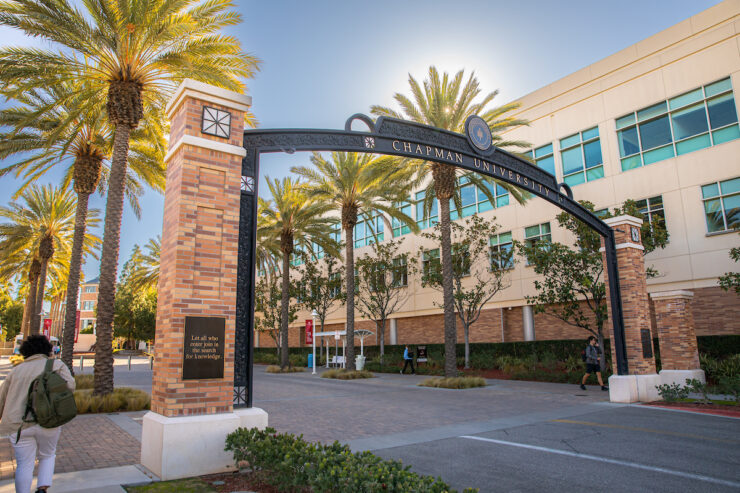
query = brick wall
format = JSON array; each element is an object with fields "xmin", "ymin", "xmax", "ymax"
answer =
[
  {"xmin": 690, "ymin": 286, "xmax": 740, "ymax": 336},
  {"xmin": 652, "ymin": 293, "xmax": 700, "ymax": 370}
]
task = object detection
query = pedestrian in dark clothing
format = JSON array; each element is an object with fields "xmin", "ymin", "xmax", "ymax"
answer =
[
  {"xmin": 400, "ymin": 345, "xmax": 415, "ymax": 374},
  {"xmin": 580, "ymin": 336, "xmax": 608, "ymax": 391}
]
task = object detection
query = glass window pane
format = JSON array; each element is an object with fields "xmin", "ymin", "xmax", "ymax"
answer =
[
  {"xmin": 616, "ymin": 114, "xmax": 635, "ymax": 129},
  {"xmin": 534, "ymin": 143, "xmax": 553, "ymax": 158},
  {"xmin": 561, "ymin": 147, "xmax": 584, "ymax": 175},
  {"xmin": 705, "ymin": 78, "xmax": 732, "ymax": 98},
  {"xmin": 525, "ymin": 225, "xmax": 540, "ymax": 238},
  {"xmin": 500, "ymin": 232, "xmax": 512, "ymax": 243},
  {"xmin": 581, "ymin": 127, "xmax": 599, "ymax": 141},
  {"xmin": 722, "ymin": 195, "xmax": 740, "ymax": 228},
  {"xmin": 564, "ymin": 172, "xmax": 585, "ymax": 187},
  {"xmin": 704, "ymin": 198, "xmax": 725, "ymax": 232},
  {"xmin": 496, "ymin": 184, "xmax": 508, "ymax": 196},
  {"xmin": 639, "ymin": 115, "xmax": 672, "ymax": 150},
  {"xmin": 669, "ymin": 88, "xmax": 703, "ymax": 110},
  {"xmin": 415, "ymin": 191, "xmax": 425, "ymax": 201},
  {"xmin": 721, "ymin": 178, "xmax": 740, "ymax": 195},
  {"xmin": 621, "ymin": 155, "xmax": 642, "ymax": 171},
  {"xmin": 707, "ymin": 93, "xmax": 739, "ymax": 129},
  {"xmin": 701, "ymin": 183, "xmax": 720, "ymax": 199},
  {"xmin": 560, "ymin": 133, "xmax": 580, "ymax": 148},
  {"xmin": 536, "ymin": 155, "xmax": 556, "ymax": 176},
  {"xmin": 712, "ymin": 124, "xmax": 740, "ymax": 144},
  {"xmin": 478, "ymin": 200, "xmax": 493, "ymax": 213},
  {"xmin": 523, "ymin": 150, "xmax": 533, "ymax": 159},
  {"xmin": 586, "ymin": 166, "xmax": 604, "ymax": 181},
  {"xmin": 671, "ymin": 103, "xmax": 709, "ymax": 140},
  {"xmin": 642, "ymin": 144, "xmax": 674, "ymax": 165},
  {"xmin": 676, "ymin": 133, "xmax": 711, "ymax": 155},
  {"xmin": 583, "ymin": 140, "xmax": 603, "ymax": 168},
  {"xmin": 462, "ymin": 205, "xmax": 476, "ymax": 217},
  {"xmin": 461, "ymin": 185, "xmax": 476, "ymax": 206},
  {"xmin": 637, "ymin": 101, "xmax": 668, "ymax": 122},
  {"xmin": 430, "ymin": 199, "xmax": 438, "ymax": 217},
  {"xmin": 648, "ymin": 196, "xmax": 663, "ymax": 208},
  {"xmin": 496, "ymin": 195, "xmax": 509, "ymax": 208},
  {"xmin": 541, "ymin": 223, "xmax": 551, "ymax": 234},
  {"xmin": 618, "ymin": 127, "xmax": 640, "ymax": 157}
]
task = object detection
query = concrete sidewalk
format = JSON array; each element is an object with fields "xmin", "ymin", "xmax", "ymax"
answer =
[{"xmin": 0, "ymin": 465, "xmax": 154, "ymax": 493}]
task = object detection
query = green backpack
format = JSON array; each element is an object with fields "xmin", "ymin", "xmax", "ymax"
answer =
[{"xmin": 17, "ymin": 359, "xmax": 77, "ymax": 441}]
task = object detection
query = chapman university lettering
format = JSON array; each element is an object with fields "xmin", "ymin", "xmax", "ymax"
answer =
[{"xmin": 390, "ymin": 139, "xmax": 561, "ymax": 202}]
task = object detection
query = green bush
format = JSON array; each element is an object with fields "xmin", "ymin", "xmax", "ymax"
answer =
[
  {"xmin": 686, "ymin": 378, "xmax": 713, "ymax": 405},
  {"xmin": 321, "ymin": 369, "xmax": 374, "ymax": 380},
  {"xmin": 716, "ymin": 376, "xmax": 740, "ymax": 403},
  {"xmin": 254, "ymin": 351, "xmax": 279, "ymax": 365},
  {"xmin": 74, "ymin": 388, "xmax": 150, "ymax": 414},
  {"xmin": 419, "ymin": 377, "xmax": 486, "ymax": 389},
  {"xmin": 655, "ymin": 383, "xmax": 690, "ymax": 402},
  {"xmin": 265, "ymin": 365, "xmax": 304, "ymax": 374},
  {"xmin": 225, "ymin": 427, "xmax": 477, "ymax": 493}
]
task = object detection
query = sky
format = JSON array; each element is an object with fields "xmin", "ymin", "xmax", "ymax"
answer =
[{"xmin": 0, "ymin": 0, "xmax": 724, "ymax": 283}]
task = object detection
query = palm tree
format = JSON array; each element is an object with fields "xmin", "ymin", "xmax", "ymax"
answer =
[
  {"xmin": 292, "ymin": 152, "xmax": 416, "ymax": 370},
  {"xmin": 127, "ymin": 236, "xmax": 160, "ymax": 291},
  {"xmin": 259, "ymin": 177, "xmax": 339, "ymax": 368},
  {"xmin": 0, "ymin": 0, "xmax": 260, "ymax": 395},
  {"xmin": 0, "ymin": 185, "xmax": 101, "ymax": 335},
  {"xmin": 371, "ymin": 67, "xmax": 530, "ymax": 376},
  {"xmin": 0, "ymin": 82, "xmax": 166, "ymax": 371}
]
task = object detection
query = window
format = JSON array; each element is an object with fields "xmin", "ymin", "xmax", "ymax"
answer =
[
  {"xmin": 560, "ymin": 127, "xmax": 604, "ymax": 187},
  {"xmin": 524, "ymin": 223, "xmax": 551, "ymax": 264},
  {"xmin": 422, "ymin": 248, "xmax": 441, "ymax": 278},
  {"xmin": 450, "ymin": 178, "xmax": 509, "ymax": 220},
  {"xmin": 415, "ymin": 191, "xmax": 439, "ymax": 230},
  {"xmin": 312, "ymin": 242, "xmax": 324, "ymax": 260},
  {"xmin": 290, "ymin": 243, "xmax": 307, "ymax": 267},
  {"xmin": 82, "ymin": 301, "xmax": 95, "ymax": 311},
  {"xmin": 392, "ymin": 202, "xmax": 413, "ymax": 237},
  {"xmin": 702, "ymin": 177, "xmax": 740, "ymax": 233},
  {"xmin": 489, "ymin": 232, "xmax": 514, "ymax": 270},
  {"xmin": 330, "ymin": 223, "xmax": 341, "ymax": 243},
  {"xmin": 594, "ymin": 208, "xmax": 609, "ymax": 218},
  {"xmin": 329, "ymin": 272, "xmax": 341, "ymax": 298},
  {"xmin": 84, "ymin": 286, "xmax": 96, "ymax": 293},
  {"xmin": 523, "ymin": 144, "xmax": 556, "ymax": 176},
  {"xmin": 354, "ymin": 214, "xmax": 384, "ymax": 248},
  {"xmin": 634, "ymin": 196, "xmax": 666, "ymax": 233},
  {"xmin": 617, "ymin": 77, "xmax": 740, "ymax": 171},
  {"xmin": 392, "ymin": 257, "xmax": 408, "ymax": 287}
]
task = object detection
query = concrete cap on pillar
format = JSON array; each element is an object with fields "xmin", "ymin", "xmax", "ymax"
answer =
[
  {"xmin": 165, "ymin": 78, "xmax": 252, "ymax": 119},
  {"xmin": 603, "ymin": 215, "xmax": 643, "ymax": 227},
  {"xmin": 650, "ymin": 290, "xmax": 694, "ymax": 300}
]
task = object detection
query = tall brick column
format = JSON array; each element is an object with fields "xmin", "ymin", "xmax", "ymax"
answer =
[
  {"xmin": 141, "ymin": 80, "xmax": 267, "ymax": 480},
  {"xmin": 601, "ymin": 215, "xmax": 659, "ymax": 402},
  {"xmin": 650, "ymin": 290, "xmax": 705, "ymax": 386}
]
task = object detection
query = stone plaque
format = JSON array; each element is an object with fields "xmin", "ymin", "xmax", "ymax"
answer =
[
  {"xmin": 183, "ymin": 316, "xmax": 225, "ymax": 380},
  {"xmin": 640, "ymin": 329, "xmax": 653, "ymax": 359}
]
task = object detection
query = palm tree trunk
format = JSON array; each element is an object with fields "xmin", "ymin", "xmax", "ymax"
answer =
[
  {"xmin": 62, "ymin": 192, "xmax": 90, "ymax": 373},
  {"xmin": 438, "ymin": 197, "xmax": 458, "ymax": 377},
  {"xmin": 94, "ymin": 124, "xmax": 131, "ymax": 396},
  {"xmin": 345, "ymin": 226, "xmax": 356, "ymax": 371},
  {"xmin": 21, "ymin": 283, "xmax": 34, "ymax": 337},
  {"xmin": 280, "ymin": 252, "xmax": 291, "ymax": 368},
  {"xmin": 31, "ymin": 259, "xmax": 49, "ymax": 334}
]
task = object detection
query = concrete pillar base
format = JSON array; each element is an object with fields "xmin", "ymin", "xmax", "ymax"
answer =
[
  {"xmin": 659, "ymin": 369, "xmax": 705, "ymax": 387},
  {"xmin": 141, "ymin": 408, "xmax": 268, "ymax": 480},
  {"xmin": 608, "ymin": 374, "xmax": 661, "ymax": 403}
]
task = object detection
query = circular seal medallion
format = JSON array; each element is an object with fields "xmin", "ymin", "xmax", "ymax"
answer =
[{"xmin": 465, "ymin": 115, "xmax": 493, "ymax": 153}]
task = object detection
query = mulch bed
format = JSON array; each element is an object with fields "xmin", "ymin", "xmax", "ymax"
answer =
[
  {"xmin": 201, "ymin": 471, "xmax": 281, "ymax": 493},
  {"xmin": 643, "ymin": 401, "xmax": 740, "ymax": 418}
]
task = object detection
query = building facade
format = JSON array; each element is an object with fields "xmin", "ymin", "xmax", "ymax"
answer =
[
  {"xmin": 79, "ymin": 277, "xmax": 99, "ymax": 332},
  {"xmin": 261, "ymin": 1, "xmax": 740, "ymax": 349}
]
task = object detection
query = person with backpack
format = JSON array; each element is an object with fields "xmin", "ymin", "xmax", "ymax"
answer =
[
  {"xmin": 0, "ymin": 335, "xmax": 76, "ymax": 493},
  {"xmin": 580, "ymin": 336, "xmax": 608, "ymax": 391},
  {"xmin": 400, "ymin": 345, "xmax": 415, "ymax": 374}
]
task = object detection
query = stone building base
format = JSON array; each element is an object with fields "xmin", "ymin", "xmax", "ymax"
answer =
[
  {"xmin": 608, "ymin": 374, "xmax": 661, "ymax": 403},
  {"xmin": 659, "ymin": 369, "xmax": 706, "ymax": 387},
  {"xmin": 141, "ymin": 408, "xmax": 268, "ymax": 480}
]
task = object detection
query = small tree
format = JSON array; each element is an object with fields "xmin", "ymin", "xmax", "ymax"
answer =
[
  {"xmin": 113, "ymin": 250, "xmax": 157, "ymax": 349},
  {"xmin": 254, "ymin": 272, "xmax": 298, "ymax": 362},
  {"xmin": 295, "ymin": 252, "xmax": 345, "ymax": 347},
  {"xmin": 421, "ymin": 214, "xmax": 511, "ymax": 368},
  {"xmin": 719, "ymin": 233, "xmax": 739, "ymax": 295},
  {"xmin": 355, "ymin": 239, "xmax": 418, "ymax": 362}
]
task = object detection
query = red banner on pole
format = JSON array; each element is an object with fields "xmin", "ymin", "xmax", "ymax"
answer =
[
  {"xmin": 43, "ymin": 318, "xmax": 52, "ymax": 338},
  {"xmin": 305, "ymin": 319, "xmax": 313, "ymax": 345},
  {"xmin": 74, "ymin": 310, "xmax": 80, "ymax": 343}
]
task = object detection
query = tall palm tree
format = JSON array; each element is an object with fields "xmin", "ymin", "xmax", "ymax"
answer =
[
  {"xmin": 260, "ymin": 177, "xmax": 339, "ymax": 368},
  {"xmin": 127, "ymin": 236, "xmax": 160, "ymax": 291},
  {"xmin": 292, "ymin": 152, "xmax": 416, "ymax": 370},
  {"xmin": 0, "ymin": 185, "xmax": 101, "ymax": 335},
  {"xmin": 0, "ymin": 0, "xmax": 260, "ymax": 395},
  {"xmin": 0, "ymin": 82, "xmax": 166, "ymax": 371},
  {"xmin": 371, "ymin": 67, "xmax": 530, "ymax": 376}
]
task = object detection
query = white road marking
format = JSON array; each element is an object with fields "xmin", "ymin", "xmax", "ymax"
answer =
[{"xmin": 459, "ymin": 435, "xmax": 740, "ymax": 488}]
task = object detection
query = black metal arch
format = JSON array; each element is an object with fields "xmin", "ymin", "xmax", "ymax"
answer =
[{"xmin": 233, "ymin": 115, "xmax": 629, "ymax": 407}]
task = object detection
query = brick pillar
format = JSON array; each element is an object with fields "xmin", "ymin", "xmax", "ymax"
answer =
[
  {"xmin": 601, "ymin": 215, "xmax": 659, "ymax": 402},
  {"xmin": 141, "ymin": 79, "xmax": 267, "ymax": 480},
  {"xmin": 650, "ymin": 290, "xmax": 705, "ymax": 386}
]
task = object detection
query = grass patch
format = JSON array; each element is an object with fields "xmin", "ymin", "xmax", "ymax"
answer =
[
  {"xmin": 321, "ymin": 369, "xmax": 374, "ymax": 379},
  {"xmin": 265, "ymin": 365, "xmax": 304, "ymax": 373},
  {"xmin": 74, "ymin": 387, "xmax": 150, "ymax": 414},
  {"xmin": 418, "ymin": 376, "xmax": 486, "ymax": 389},
  {"xmin": 125, "ymin": 478, "xmax": 215, "ymax": 492},
  {"xmin": 74, "ymin": 374, "xmax": 94, "ymax": 389}
]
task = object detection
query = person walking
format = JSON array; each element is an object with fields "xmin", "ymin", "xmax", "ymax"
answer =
[
  {"xmin": 580, "ymin": 336, "xmax": 608, "ymax": 391},
  {"xmin": 400, "ymin": 345, "xmax": 415, "ymax": 374},
  {"xmin": 0, "ymin": 335, "xmax": 76, "ymax": 493}
]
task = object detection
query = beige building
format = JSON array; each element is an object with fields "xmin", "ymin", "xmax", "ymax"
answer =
[{"xmin": 264, "ymin": 0, "xmax": 740, "ymax": 349}]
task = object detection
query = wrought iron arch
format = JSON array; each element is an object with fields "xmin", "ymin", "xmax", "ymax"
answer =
[{"xmin": 233, "ymin": 115, "xmax": 628, "ymax": 407}]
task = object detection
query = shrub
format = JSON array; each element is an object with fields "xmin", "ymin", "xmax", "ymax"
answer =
[
  {"xmin": 74, "ymin": 374, "xmax": 94, "ymax": 390},
  {"xmin": 418, "ymin": 377, "xmax": 486, "ymax": 389},
  {"xmin": 321, "ymin": 369, "xmax": 374, "ymax": 380},
  {"xmin": 74, "ymin": 387, "xmax": 150, "ymax": 414},
  {"xmin": 563, "ymin": 355, "xmax": 584, "ymax": 373},
  {"xmin": 224, "ymin": 427, "xmax": 477, "ymax": 493},
  {"xmin": 265, "ymin": 365, "xmax": 304, "ymax": 374},
  {"xmin": 655, "ymin": 383, "xmax": 690, "ymax": 402},
  {"xmin": 254, "ymin": 352, "xmax": 279, "ymax": 365},
  {"xmin": 716, "ymin": 376, "xmax": 740, "ymax": 403},
  {"xmin": 686, "ymin": 378, "xmax": 713, "ymax": 405}
]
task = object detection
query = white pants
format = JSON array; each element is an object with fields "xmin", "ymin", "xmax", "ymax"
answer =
[{"xmin": 9, "ymin": 425, "xmax": 62, "ymax": 493}]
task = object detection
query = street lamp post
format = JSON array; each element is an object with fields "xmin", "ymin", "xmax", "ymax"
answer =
[{"xmin": 311, "ymin": 310, "xmax": 317, "ymax": 375}]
